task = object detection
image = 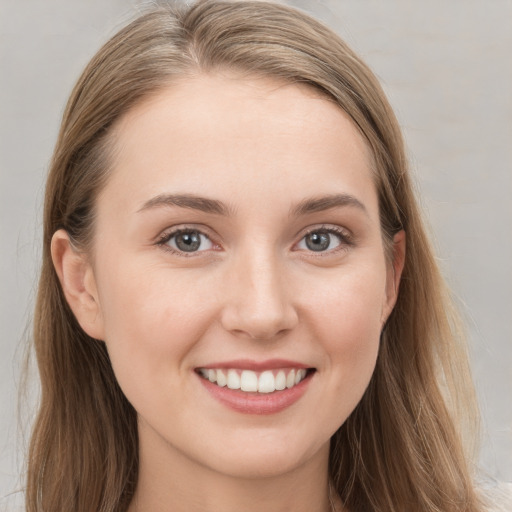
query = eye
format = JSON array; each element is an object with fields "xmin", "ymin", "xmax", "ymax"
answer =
[
  {"xmin": 159, "ymin": 229, "xmax": 214, "ymax": 253},
  {"xmin": 296, "ymin": 227, "xmax": 350, "ymax": 253}
]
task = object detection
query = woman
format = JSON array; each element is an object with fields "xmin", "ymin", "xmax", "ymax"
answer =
[{"xmin": 25, "ymin": 1, "xmax": 495, "ymax": 511}]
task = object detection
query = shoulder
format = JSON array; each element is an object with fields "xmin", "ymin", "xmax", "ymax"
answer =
[{"xmin": 479, "ymin": 480, "xmax": 512, "ymax": 512}]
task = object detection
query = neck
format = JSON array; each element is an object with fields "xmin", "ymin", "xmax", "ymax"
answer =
[{"xmin": 128, "ymin": 423, "xmax": 343, "ymax": 512}]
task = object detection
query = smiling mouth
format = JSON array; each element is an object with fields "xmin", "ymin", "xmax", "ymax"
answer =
[{"xmin": 196, "ymin": 367, "xmax": 314, "ymax": 394}]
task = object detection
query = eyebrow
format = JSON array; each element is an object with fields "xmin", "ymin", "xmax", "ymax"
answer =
[
  {"xmin": 290, "ymin": 193, "xmax": 368, "ymax": 217},
  {"xmin": 137, "ymin": 192, "xmax": 367, "ymax": 217},
  {"xmin": 137, "ymin": 193, "xmax": 233, "ymax": 216}
]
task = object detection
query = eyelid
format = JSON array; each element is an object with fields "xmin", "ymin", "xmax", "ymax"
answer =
[
  {"xmin": 292, "ymin": 224, "xmax": 354, "ymax": 255},
  {"xmin": 155, "ymin": 224, "xmax": 221, "ymax": 256}
]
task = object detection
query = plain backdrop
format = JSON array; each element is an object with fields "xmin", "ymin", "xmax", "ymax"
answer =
[{"xmin": 1, "ymin": 0, "xmax": 511, "ymax": 500}]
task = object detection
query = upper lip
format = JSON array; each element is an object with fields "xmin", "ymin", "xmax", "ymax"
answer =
[{"xmin": 196, "ymin": 359, "xmax": 312, "ymax": 371}]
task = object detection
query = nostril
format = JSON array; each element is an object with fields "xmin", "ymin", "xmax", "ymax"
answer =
[{"xmin": 220, "ymin": 308, "xmax": 298, "ymax": 341}]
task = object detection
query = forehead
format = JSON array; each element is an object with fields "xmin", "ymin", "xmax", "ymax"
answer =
[{"xmin": 100, "ymin": 73, "xmax": 377, "ymax": 220}]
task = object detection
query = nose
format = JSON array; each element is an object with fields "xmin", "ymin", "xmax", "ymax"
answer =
[{"xmin": 220, "ymin": 248, "xmax": 299, "ymax": 340}]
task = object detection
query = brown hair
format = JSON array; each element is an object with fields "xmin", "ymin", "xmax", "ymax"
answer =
[{"xmin": 27, "ymin": 1, "xmax": 482, "ymax": 511}]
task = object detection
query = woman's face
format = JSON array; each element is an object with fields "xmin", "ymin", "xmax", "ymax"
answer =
[{"xmin": 74, "ymin": 74, "xmax": 403, "ymax": 478}]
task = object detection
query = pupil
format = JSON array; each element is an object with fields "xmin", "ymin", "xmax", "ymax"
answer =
[
  {"xmin": 306, "ymin": 232, "xmax": 329, "ymax": 251},
  {"xmin": 176, "ymin": 232, "xmax": 201, "ymax": 252}
]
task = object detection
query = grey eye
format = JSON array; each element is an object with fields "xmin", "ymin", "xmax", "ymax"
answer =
[
  {"xmin": 298, "ymin": 231, "xmax": 342, "ymax": 252},
  {"xmin": 167, "ymin": 230, "xmax": 213, "ymax": 253}
]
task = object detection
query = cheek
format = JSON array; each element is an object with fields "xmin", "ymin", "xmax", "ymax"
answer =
[
  {"xmin": 303, "ymin": 265, "xmax": 385, "ymax": 387},
  {"xmin": 307, "ymin": 261, "xmax": 386, "ymax": 332},
  {"xmin": 94, "ymin": 259, "xmax": 217, "ymax": 393}
]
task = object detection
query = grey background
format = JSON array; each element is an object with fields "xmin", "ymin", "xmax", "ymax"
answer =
[{"xmin": 1, "ymin": 0, "xmax": 511, "ymax": 500}]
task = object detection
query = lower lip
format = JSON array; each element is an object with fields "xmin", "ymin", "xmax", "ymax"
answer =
[{"xmin": 197, "ymin": 372, "xmax": 314, "ymax": 415}]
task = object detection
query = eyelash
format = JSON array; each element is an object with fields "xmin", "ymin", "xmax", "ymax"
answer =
[
  {"xmin": 298, "ymin": 225, "xmax": 354, "ymax": 256},
  {"xmin": 155, "ymin": 225, "xmax": 354, "ymax": 257},
  {"xmin": 155, "ymin": 227, "xmax": 218, "ymax": 257}
]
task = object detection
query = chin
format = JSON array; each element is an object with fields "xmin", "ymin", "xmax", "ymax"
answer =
[{"xmin": 200, "ymin": 432, "xmax": 330, "ymax": 480}]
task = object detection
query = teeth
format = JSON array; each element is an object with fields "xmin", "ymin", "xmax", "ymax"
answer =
[
  {"xmin": 199, "ymin": 367, "xmax": 309, "ymax": 393},
  {"xmin": 286, "ymin": 369, "xmax": 295, "ymax": 389},
  {"xmin": 240, "ymin": 370, "xmax": 258, "ymax": 392},
  {"xmin": 295, "ymin": 369, "xmax": 306, "ymax": 385},
  {"xmin": 258, "ymin": 370, "xmax": 275, "ymax": 393},
  {"xmin": 216, "ymin": 369, "xmax": 227, "ymax": 387},
  {"xmin": 275, "ymin": 370, "xmax": 286, "ymax": 391},
  {"xmin": 227, "ymin": 369, "xmax": 241, "ymax": 390}
]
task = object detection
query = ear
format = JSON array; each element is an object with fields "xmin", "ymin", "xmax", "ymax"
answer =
[
  {"xmin": 51, "ymin": 229, "xmax": 105, "ymax": 340},
  {"xmin": 381, "ymin": 230, "xmax": 406, "ymax": 326}
]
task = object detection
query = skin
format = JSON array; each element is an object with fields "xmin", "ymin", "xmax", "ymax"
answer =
[{"xmin": 52, "ymin": 73, "xmax": 405, "ymax": 512}]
